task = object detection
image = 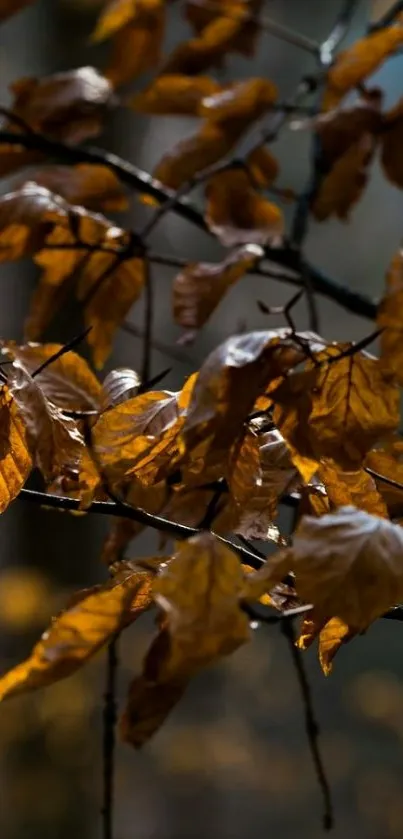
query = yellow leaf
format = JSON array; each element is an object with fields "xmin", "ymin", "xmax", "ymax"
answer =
[
  {"xmin": 199, "ymin": 77, "xmax": 277, "ymax": 124},
  {"xmin": 92, "ymin": 0, "xmax": 139, "ymax": 41},
  {"xmin": 297, "ymin": 612, "xmax": 352, "ymax": 675},
  {"xmin": 205, "ymin": 168, "xmax": 284, "ymax": 247},
  {"xmin": 317, "ymin": 459, "xmax": 388, "ymax": 518},
  {"xmin": 0, "ymin": 182, "xmax": 68, "ymax": 265},
  {"xmin": 130, "ymin": 74, "xmax": 221, "ymax": 116},
  {"xmin": 365, "ymin": 438, "xmax": 403, "ymax": 514},
  {"xmin": 0, "ymin": 386, "xmax": 32, "ymax": 513}
]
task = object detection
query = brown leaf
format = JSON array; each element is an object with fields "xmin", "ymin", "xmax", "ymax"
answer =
[
  {"xmin": 381, "ymin": 97, "xmax": 403, "ymax": 188},
  {"xmin": 0, "ymin": 182, "xmax": 68, "ymax": 264},
  {"xmin": 317, "ymin": 459, "xmax": 388, "ymax": 518},
  {"xmin": 185, "ymin": 0, "xmax": 263, "ymax": 58},
  {"xmin": 378, "ymin": 248, "xmax": 403, "ymax": 384},
  {"xmin": 288, "ymin": 506, "xmax": 403, "ymax": 630},
  {"xmin": 178, "ymin": 329, "xmax": 313, "ymax": 481},
  {"xmin": 0, "ymin": 571, "xmax": 153, "ymax": 701},
  {"xmin": 173, "ymin": 244, "xmax": 262, "ymax": 331},
  {"xmin": 120, "ymin": 671, "xmax": 188, "ymax": 748},
  {"xmin": 205, "ymin": 168, "xmax": 284, "ymax": 246},
  {"xmin": 312, "ymin": 134, "xmax": 376, "ymax": 221},
  {"xmin": 97, "ymin": 0, "xmax": 166, "ymax": 88},
  {"xmin": 199, "ymin": 77, "xmax": 277, "ymax": 124},
  {"xmin": 272, "ymin": 344, "xmax": 400, "ymax": 476},
  {"xmin": 365, "ymin": 438, "xmax": 403, "ymax": 514},
  {"xmin": 0, "ymin": 386, "xmax": 32, "ymax": 513},
  {"xmin": 153, "ymin": 532, "xmax": 250, "ymax": 679},
  {"xmin": 5, "ymin": 67, "xmax": 114, "ymax": 143},
  {"xmin": 151, "ymin": 121, "xmax": 237, "ymax": 192},
  {"xmin": 300, "ymin": 91, "xmax": 383, "ymax": 167},
  {"xmin": 323, "ymin": 17, "xmax": 403, "ymax": 111},
  {"xmin": 246, "ymin": 145, "xmax": 280, "ymax": 188},
  {"xmin": 1, "ymin": 342, "xmax": 102, "ymax": 412},
  {"xmin": 23, "ymin": 164, "xmax": 128, "ymax": 212},
  {"xmin": 130, "ymin": 74, "xmax": 221, "ymax": 116},
  {"xmin": 297, "ymin": 613, "xmax": 352, "ymax": 675},
  {"xmin": 0, "ymin": 0, "xmax": 34, "ymax": 22},
  {"xmin": 101, "ymin": 368, "xmax": 141, "ymax": 409}
]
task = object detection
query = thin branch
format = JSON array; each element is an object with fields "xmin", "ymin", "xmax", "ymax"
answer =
[
  {"xmin": 281, "ymin": 619, "xmax": 334, "ymax": 831},
  {"xmin": 320, "ymin": 0, "xmax": 362, "ymax": 65},
  {"xmin": 101, "ymin": 634, "xmax": 119, "ymax": 839},
  {"xmin": 32, "ymin": 327, "xmax": 92, "ymax": 378},
  {"xmin": 365, "ymin": 467, "xmax": 403, "ymax": 492}
]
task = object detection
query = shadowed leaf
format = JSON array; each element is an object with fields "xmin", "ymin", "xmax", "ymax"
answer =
[{"xmin": 205, "ymin": 168, "xmax": 284, "ymax": 246}]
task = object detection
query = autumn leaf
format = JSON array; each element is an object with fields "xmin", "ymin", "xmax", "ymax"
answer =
[
  {"xmin": 94, "ymin": 0, "xmax": 165, "ymax": 88},
  {"xmin": 0, "ymin": 182, "xmax": 68, "ymax": 264},
  {"xmin": 246, "ymin": 145, "xmax": 280, "ymax": 189},
  {"xmin": 205, "ymin": 168, "xmax": 284, "ymax": 246},
  {"xmin": 311, "ymin": 134, "xmax": 376, "ymax": 221},
  {"xmin": 199, "ymin": 77, "xmax": 277, "ymax": 124},
  {"xmin": 298, "ymin": 91, "xmax": 383, "ymax": 166},
  {"xmin": 0, "ymin": 569, "xmax": 154, "ymax": 701},
  {"xmin": 381, "ymin": 97, "xmax": 403, "ymax": 188},
  {"xmin": 378, "ymin": 248, "xmax": 403, "ymax": 384},
  {"xmin": 323, "ymin": 17, "xmax": 403, "ymax": 110},
  {"xmin": 23, "ymin": 164, "xmax": 128, "ymax": 213},
  {"xmin": 1, "ymin": 342, "xmax": 102, "ymax": 413},
  {"xmin": 130, "ymin": 74, "xmax": 221, "ymax": 116},
  {"xmin": 121, "ymin": 669, "xmax": 188, "ymax": 748},
  {"xmin": 0, "ymin": 0, "xmax": 34, "ymax": 22},
  {"xmin": 317, "ymin": 459, "xmax": 388, "ymax": 518},
  {"xmin": 178, "ymin": 329, "xmax": 313, "ymax": 480},
  {"xmin": 0, "ymin": 386, "xmax": 32, "ymax": 513},
  {"xmin": 365, "ymin": 437, "xmax": 403, "ymax": 514},
  {"xmin": 272, "ymin": 344, "xmax": 400, "ymax": 476},
  {"xmin": 185, "ymin": 0, "xmax": 263, "ymax": 58},
  {"xmin": 151, "ymin": 121, "xmax": 237, "ymax": 192},
  {"xmin": 101, "ymin": 368, "xmax": 141, "ymax": 409},
  {"xmin": 173, "ymin": 244, "xmax": 263, "ymax": 331},
  {"xmin": 297, "ymin": 613, "xmax": 353, "ymax": 675},
  {"xmin": 5, "ymin": 67, "xmax": 114, "ymax": 143}
]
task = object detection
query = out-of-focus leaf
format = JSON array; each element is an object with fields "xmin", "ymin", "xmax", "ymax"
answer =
[
  {"xmin": 308, "ymin": 91, "xmax": 383, "ymax": 166},
  {"xmin": 185, "ymin": 0, "xmax": 263, "ymax": 58},
  {"xmin": 365, "ymin": 438, "xmax": 403, "ymax": 514},
  {"xmin": 178, "ymin": 329, "xmax": 315, "ymax": 480},
  {"xmin": 312, "ymin": 135, "xmax": 376, "ymax": 221},
  {"xmin": 23, "ymin": 164, "xmax": 128, "ymax": 212},
  {"xmin": 272, "ymin": 344, "xmax": 399, "ymax": 476},
  {"xmin": 205, "ymin": 169, "xmax": 284, "ymax": 246},
  {"xmin": 0, "ymin": 0, "xmax": 34, "ymax": 22},
  {"xmin": 151, "ymin": 121, "xmax": 237, "ymax": 192},
  {"xmin": 246, "ymin": 145, "xmax": 280, "ymax": 188},
  {"xmin": 317, "ymin": 459, "xmax": 388, "ymax": 518},
  {"xmin": 0, "ymin": 570, "xmax": 153, "ymax": 701},
  {"xmin": 3, "ymin": 67, "xmax": 114, "ymax": 143},
  {"xmin": 199, "ymin": 77, "xmax": 277, "ymax": 124},
  {"xmin": 92, "ymin": 0, "xmax": 141, "ymax": 40},
  {"xmin": 96, "ymin": 0, "xmax": 166, "ymax": 88},
  {"xmin": 130, "ymin": 74, "xmax": 221, "ymax": 116},
  {"xmin": 101, "ymin": 368, "xmax": 141, "ymax": 409},
  {"xmin": 0, "ymin": 386, "xmax": 32, "ymax": 513},
  {"xmin": 1, "ymin": 342, "xmax": 102, "ymax": 412},
  {"xmin": 297, "ymin": 613, "xmax": 352, "ymax": 675},
  {"xmin": 378, "ymin": 248, "xmax": 403, "ymax": 384},
  {"xmin": 121, "ymin": 670, "xmax": 188, "ymax": 748},
  {"xmin": 0, "ymin": 183, "xmax": 68, "ymax": 264},
  {"xmin": 323, "ymin": 17, "xmax": 403, "ymax": 110},
  {"xmin": 381, "ymin": 97, "xmax": 403, "ymax": 188},
  {"xmin": 173, "ymin": 244, "xmax": 263, "ymax": 331}
]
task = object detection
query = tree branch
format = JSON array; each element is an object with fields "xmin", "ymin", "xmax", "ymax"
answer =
[{"xmin": 102, "ymin": 634, "xmax": 118, "ymax": 839}]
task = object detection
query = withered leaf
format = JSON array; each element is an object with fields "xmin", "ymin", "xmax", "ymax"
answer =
[
  {"xmin": 1, "ymin": 342, "xmax": 102, "ymax": 412},
  {"xmin": 365, "ymin": 437, "xmax": 403, "ymax": 514},
  {"xmin": 0, "ymin": 386, "xmax": 32, "ymax": 513},
  {"xmin": 173, "ymin": 244, "xmax": 263, "ymax": 331},
  {"xmin": 151, "ymin": 121, "xmax": 238, "ymax": 192},
  {"xmin": 378, "ymin": 248, "xmax": 403, "ymax": 384},
  {"xmin": 153, "ymin": 533, "xmax": 250, "ymax": 679},
  {"xmin": 297, "ymin": 613, "xmax": 352, "ymax": 675},
  {"xmin": 5, "ymin": 67, "xmax": 114, "ymax": 143},
  {"xmin": 130, "ymin": 74, "xmax": 221, "ymax": 116},
  {"xmin": 246, "ymin": 145, "xmax": 280, "ymax": 189},
  {"xmin": 312, "ymin": 135, "xmax": 376, "ymax": 221},
  {"xmin": 205, "ymin": 169, "xmax": 284, "ymax": 246},
  {"xmin": 23, "ymin": 164, "xmax": 128, "ymax": 213},
  {"xmin": 101, "ymin": 368, "xmax": 141, "ymax": 409},
  {"xmin": 96, "ymin": 0, "xmax": 166, "ymax": 88},
  {"xmin": 199, "ymin": 77, "xmax": 278, "ymax": 125},
  {"xmin": 0, "ymin": 182, "xmax": 68, "ymax": 264},
  {"xmin": 185, "ymin": 0, "xmax": 263, "ymax": 58},
  {"xmin": 317, "ymin": 459, "xmax": 388, "ymax": 518},
  {"xmin": 0, "ymin": 0, "xmax": 34, "ymax": 22},
  {"xmin": 0, "ymin": 571, "xmax": 153, "ymax": 701},
  {"xmin": 272, "ymin": 344, "xmax": 400, "ymax": 476},
  {"xmin": 323, "ymin": 17, "xmax": 403, "ymax": 111}
]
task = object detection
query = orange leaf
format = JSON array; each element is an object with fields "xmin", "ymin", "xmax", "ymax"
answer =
[
  {"xmin": 205, "ymin": 168, "xmax": 284, "ymax": 246},
  {"xmin": 297, "ymin": 613, "xmax": 352, "ymax": 675},
  {"xmin": 130, "ymin": 74, "xmax": 221, "ymax": 116},
  {"xmin": 246, "ymin": 145, "xmax": 280, "ymax": 188},
  {"xmin": 185, "ymin": 0, "xmax": 263, "ymax": 58},
  {"xmin": 151, "ymin": 121, "xmax": 236, "ymax": 192},
  {"xmin": 378, "ymin": 248, "xmax": 403, "ymax": 384},
  {"xmin": 103, "ymin": 1, "xmax": 165, "ymax": 88},
  {"xmin": 0, "ymin": 386, "xmax": 32, "ymax": 513},
  {"xmin": 23, "ymin": 164, "xmax": 128, "ymax": 212},
  {"xmin": 381, "ymin": 97, "xmax": 403, "ymax": 188},
  {"xmin": 199, "ymin": 77, "xmax": 277, "ymax": 124},
  {"xmin": 317, "ymin": 459, "xmax": 388, "ymax": 518},
  {"xmin": 0, "ymin": 183, "xmax": 68, "ymax": 264},
  {"xmin": 312, "ymin": 135, "xmax": 376, "ymax": 221}
]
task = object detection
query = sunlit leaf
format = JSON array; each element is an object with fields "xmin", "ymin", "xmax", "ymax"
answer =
[
  {"xmin": 102, "ymin": 368, "xmax": 141, "ymax": 409},
  {"xmin": 23, "ymin": 164, "xmax": 128, "ymax": 212},
  {"xmin": 205, "ymin": 168, "xmax": 284, "ymax": 246},
  {"xmin": 365, "ymin": 437, "xmax": 403, "ymax": 514},
  {"xmin": 317, "ymin": 459, "xmax": 388, "ymax": 518},
  {"xmin": 130, "ymin": 74, "xmax": 221, "ymax": 116},
  {"xmin": 297, "ymin": 613, "xmax": 352, "ymax": 675},
  {"xmin": 98, "ymin": 0, "xmax": 166, "ymax": 88},
  {"xmin": 173, "ymin": 244, "xmax": 263, "ymax": 331},
  {"xmin": 0, "ymin": 386, "xmax": 32, "ymax": 513},
  {"xmin": 199, "ymin": 78, "xmax": 277, "ymax": 124},
  {"xmin": 0, "ymin": 183, "xmax": 68, "ymax": 264}
]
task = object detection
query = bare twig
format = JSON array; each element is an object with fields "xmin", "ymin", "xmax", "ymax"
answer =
[{"xmin": 102, "ymin": 634, "xmax": 119, "ymax": 839}]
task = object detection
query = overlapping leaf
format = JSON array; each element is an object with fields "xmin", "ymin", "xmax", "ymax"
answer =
[
  {"xmin": 205, "ymin": 168, "xmax": 284, "ymax": 246},
  {"xmin": 22, "ymin": 164, "xmax": 128, "ymax": 213},
  {"xmin": 93, "ymin": 0, "xmax": 165, "ymax": 88},
  {"xmin": 378, "ymin": 247, "xmax": 403, "ymax": 384},
  {"xmin": 0, "ymin": 386, "xmax": 32, "ymax": 513},
  {"xmin": 297, "ymin": 613, "xmax": 353, "ymax": 675},
  {"xmin": 185, "ymin": 0, "xmax": 263, "ymax": 58},
  {"xmin": 381, "ymin": 97, "xmax": 403, "ymax": 188},
  {"xmin": 130, "ymin": 74, "xmax": 221, "ymax": 116}
]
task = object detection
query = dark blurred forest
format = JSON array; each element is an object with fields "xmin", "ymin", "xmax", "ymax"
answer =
[{"xmin": 1, "ymin": 1, "xmax": 403, "ymax": 837}]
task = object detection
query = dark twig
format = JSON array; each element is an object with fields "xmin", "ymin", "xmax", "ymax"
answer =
[
  {"xmin": 32, "ymin": 327, "xmax": 92, "ymax": 378},
  {"xmin": 281, "ymin": 619, "xmax": 334, "ymax": 831},
  {"xmin": 368, "ymin": 0, "xmax": 403, "ymax": 31},
  {"xmin": 320, "ymin": 0, "xmax": 362, "ymax": 65},
  {"xmin": 101, "ymin": 633, "xmax": 119, "ymax": 839}
]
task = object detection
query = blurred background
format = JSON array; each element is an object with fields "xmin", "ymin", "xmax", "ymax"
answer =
[{"xmin": 1, "ymin": 0, "xmax": 403, "ymax": 837}]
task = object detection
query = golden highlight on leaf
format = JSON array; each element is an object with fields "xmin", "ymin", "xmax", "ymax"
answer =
[
  {"xmin": 24, "ymin": 164, "xmax": 128, "ymax": 213},
  {"xmin": 0, "ymin": 386, "xmax": 32, "ymax": 513},
  {"xmin": 205, "ymin": 168, "xmax": 284, "ymax": 246},
  {"xmin": 130, "ymin": 74, "xmax": 221, "ymax": 116}
]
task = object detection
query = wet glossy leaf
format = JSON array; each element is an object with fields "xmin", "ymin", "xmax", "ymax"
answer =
[
  {"xmin": 205, "ymin": 169, "xmax": 284, "ymax": 246},
  {"xmin": 5, "ymin": 67, "xmax": 114, "ymax": 143},
  {"xmin": 0, "ymin": 183, "xmax": 68, "ymax": 264},
  {"xmin": 0, "ymin": 571, "xmax": 153, "ymax": 700},
  {"xmin": 130, "ymin": 74, "xmax": 221, "ymax": 116},
  {"xmin": 0, "ymin": 387, "xmax": 32, "ymax": 513},
  {"xmin": 24, "ymin": 164, "xmax": 128, "ymax": 212},
  {"xmin": 1, "ymin": 342, "xmax": 102, "ymax": 412},
  {"xmin": 173, "ymin": 244, "xmax": 263, "ymax": 331},
  {"xmin": 323, "ymin": 17, "xmax": 403, "ymax": 110}
]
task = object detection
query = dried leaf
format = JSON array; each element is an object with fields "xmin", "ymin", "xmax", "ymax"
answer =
[
  {"xmin": 365, "ymin": 438, "xmax": 403, "ymax": 513},
  {"xmin": 173, "ymin": 244, "xmax": 262, "ymax": 330},
  {"xmin": 378, "ymin": 248, "xmax": 403, "ymax": 384},
  {"xmin": 92, "ymin": 0, "xmax": 141, "ymax": 40},
  {"xmin": 381, "ymin": 97, "xmax": 403, "ymax": 188},
  {"xmin": 288, "ymin": 506, "xmax": 403, "ymax": 630},
  {"xmin": 323, "ymin": 17, "xmax": 403, "ymax": 110},
  {"xmin": 151, "ymin": 121, "xmax": 237, "ymax": 192},
  {"xmin": 185, "ymin": 0, "xmax": 263, "ymax": 57},
  {"xmin": 101, "ymin": 0, "xmax": 165, "ymax": 88},
  {"xmin": 130, "ymin": 74, "xmax": 221, "ymax": 116},
  {"xmin": 0, "ymin": 183, "xmax": 68, "ymax": 264},
  {"xmin": 1, "ymin": 342, "xmax": 102, "ymax": 412},
  {"xmin": 205, "ymin": 169, "xmax": 284, "ymax": 246},
  {"xmin": 0, "ymin": 387, "xmax": 32, "ymax": 513},
  {"xmin": 102, "ymin": 368, "xmax": 141, "ymax": 409},
  {"xmin": 5, "ymin": 67, "xmax": 114, "ymax": 143},
  {"xmin": 297, "ymin": 613, "xmax": 352, "ymax": 675},
  {"xmin": 199, "ymin": 78, "xmax": 277, "ymax": 124},
  {"xmin": 23, "ymin": 164, "xmax": 128, "ymax": 212},
  {"xmin": 120, "ymin": 670, "xmax": 188, "ymax": 748},
  {"xmin": 312, "ymin": 135, "xmax": 376, "ymax": 221},
  {"xmin": 0, "ymin": 0, "xmax": 34, "ymax": 22},
  {"xmin": 246, "ymin": 145, "xmax": 280, "ymax": 188},
  {"xmin": 272, "ymin": 344, "xmax": 400, "ymax": 475},
  {"xmin": 317, "ymin": 459, "xmax": 388, "ymax": 518},
  {"xmin": 0, "ymin": 572, "xmax": 152, "ymax": 701}
]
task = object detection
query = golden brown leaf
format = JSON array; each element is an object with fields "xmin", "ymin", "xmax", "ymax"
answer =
[
  {"xmin": 205, "ymin": 169, "xmax": 284, "ymax": 246},
  {"xmin": 0, "ymin": 571, "xmax": 152, "ymax": 701},
  {"xmin": 199, "ymin": 77, "xmax": 277, "ymax": 124},
  {"xmin": 173, "ymin": 244, "xmax": 262, "ymax": 331},
  {"xmin": 289, "ymin": 506, "xmax": 403, "ymax": 630},
  {"xmin": 92, "ymin": 0, "xmax": 140, "ymax": 40},
  {"xmin": 151, "ymin": 121, "xmax": 237, "ymax": 192},
  {"xmin": 0, "ymin": 386, "xmax": 32, "ymax": 513},
  {"xmin": 153, "ymin": 533, "xmax": 250, "ymax": 679},
  {"xmin": 272, "ymin": 344, "xmax": 400, "ymax": 475},
  {"xmin": 378, "ymin": 248, "xmax": 403, "ymax": 384},
  {"xmin": 312, "ymin": 135, "xmax": 376, "ymax": 221},
  {"xmin": 23, "ymin": 164, "xmax": 128, "ymax": 212},
  {"xmin": 246, "ymin": 145, "xmax": 280, "ymax": 188},
  {"xmin": 0, "ymin": 183, "xmax": 68, "ymax": 264},
  {"xmin": 0, "ymin": 0, "xmax": 34, "ymax": 22},
  {"xmin": 185, "ymin": 0, "xmax": 263, "ymax": 58},
  {"xmin": 120, "ymin": 671, "xmax": 188, "ymax": 748},
  {"xmin": 365, "ymin": 438, "xmax": 403, "ymax": 514},
  {"xmin": 297, "ymin": 613, "xmax": 352, "ymax": 675},
  {"xmin": 101, "ymin": 368, "xmax": 141, "ymax": 409},
  {"xmin": 6, "ymin": 67, "xmax": 114, "ymax": 143},
  {"xmin": 130, "ymin": 74, "xmax": 221, "ymax": 116},
  {"xmin": 317, "ymin": 459, "xmax": 388, "ymax": 518},
  {"xmin": 102, "ymin": 1, "xmax": 165, "ymax": 88},
  {"xmin": 323, "ymin": 18, "xmax": 403, "ymax": 111},
  {"xmin": 1, "ymin": 342, "xmax": 102, "ymax": 412}
]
